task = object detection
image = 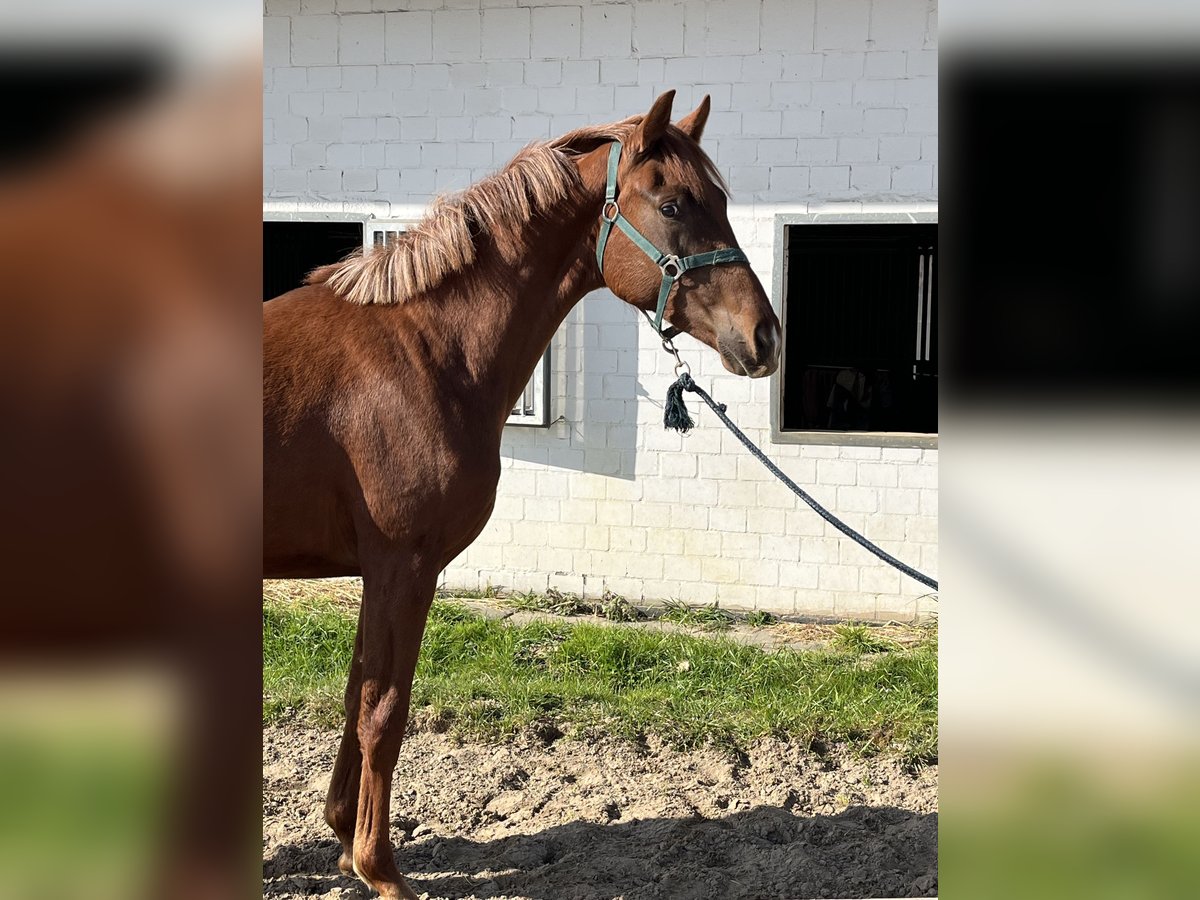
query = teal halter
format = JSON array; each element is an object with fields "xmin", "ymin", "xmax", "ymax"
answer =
[{"xmin": 595, "ymin": 140, "xmax": 750, "ymax": 333}]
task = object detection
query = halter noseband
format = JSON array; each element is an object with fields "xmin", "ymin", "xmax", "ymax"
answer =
[{"xmin": 595, "ymin": 140, "xmax": 750, "ymax": 334}]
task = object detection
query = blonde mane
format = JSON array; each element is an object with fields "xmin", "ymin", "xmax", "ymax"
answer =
[{"xmin": 309, "ymin": 117, "xmax": 726, "ymax": 306}]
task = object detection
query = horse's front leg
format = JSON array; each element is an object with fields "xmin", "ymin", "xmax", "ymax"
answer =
[
  {"xmin": 325, "ymin": 608, "xmax": 363, "ymax": 877},
  {"xmin": 351, "ymin": 552, "xmax": 437, "ymax": 900}
]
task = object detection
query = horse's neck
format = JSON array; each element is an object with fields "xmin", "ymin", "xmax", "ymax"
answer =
[{"xmin": 447, "ymin": 148, "xmax": 610, "ymax": 426}]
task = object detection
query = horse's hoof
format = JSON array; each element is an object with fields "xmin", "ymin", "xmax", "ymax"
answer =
[
  {"xmin": 349, "ymin": 859, "xmax": 419, "ymax": 900},
  {"xmin": 364, "ymin": 875, "xmax": 419, "ymax": 900}
]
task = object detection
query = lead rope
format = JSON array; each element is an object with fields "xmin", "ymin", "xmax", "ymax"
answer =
[{"xmin": 657, "ymin": 349, "xmax": 938, "ymax": 592}]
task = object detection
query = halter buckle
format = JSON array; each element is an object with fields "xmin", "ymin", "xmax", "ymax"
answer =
[
  {"xmin": 659, "ymin": 254, "xmax": 683, "ymax": 280},
  {"xmin": 601, "ymin": 200, "xmax": 620, "ymax": 223}
]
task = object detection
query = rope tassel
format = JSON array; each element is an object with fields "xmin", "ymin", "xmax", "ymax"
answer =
[{"xmin": 663, "ymin": 373, "xmax": 695, "ymax": 433}]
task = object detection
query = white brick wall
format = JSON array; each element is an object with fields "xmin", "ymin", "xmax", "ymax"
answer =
[{"xmin": 264, "ymin": 0, "xmax": 939, "ymax": 620}]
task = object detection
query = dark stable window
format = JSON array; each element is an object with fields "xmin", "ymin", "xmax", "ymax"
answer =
[
  {"xmin": 263, "ymin": 221, "xmax": 362, "ymax": 301},
  {"xmin": 780, "ymin": 223, "xmax": 937, "ymax": 434}
]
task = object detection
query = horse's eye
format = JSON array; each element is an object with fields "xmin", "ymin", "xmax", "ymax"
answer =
[{"xmin": 660, "ymin": 202, "xmax": 679, "ymax": 219}]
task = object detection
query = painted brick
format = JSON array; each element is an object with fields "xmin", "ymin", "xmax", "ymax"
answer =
[
  {"xmin": 905, "ymin": 516, "xmax": 938, "ymax": 544},
  {"xmin": 756, "ymin": 135, "xmax": 794, "ymax": 161},
  {"xmin": 819, "ymin": 565, "xmax": 860, "ymax": 592},
  {"xmin": 854, "ymin": 80, "xmax": 897, "ymax": 107},
  {"xmin": 838, "ymin": 137, "xmax": 877, "ymax": 162},
  {"xmin": 306, "ymin": 66, "xmax": 340, "ymax": 89},
  {"xmin": 781, "ymin": 52, "xmax": 822, "ymax": 80},
  {"xmin": 448, "ymin": 62, "xmax": 485, "ymax": 88},
  {"xmin": 343, "ymin": 168, "xmax": 376, "ymax": 191},
  {"xmin": 866, "ymin": 50, "xmax": 907, "ymax": 78},
  {"xmin": 778, "ymin": 561, "xmax": 819, "ymax": 589},
  {"xmin": 705, "ymin": 0, "xmax": 761, "ymax": 54},
  {"xmin": 880, "ymin": 135, "xmax": 923, "ymax": 161},
  {"xmin": 836, "ymin": 486, "xmax": 879, "ymax": 513},
  {"xmin": 809, "ymin": 165, "xmax": 850, "ymax": 191},
  {"xmin": 638, "ymin": 57, "xmax": 666, "ymax": 84},
  {"xmin": 565, "ymin": 59, "xmax": 600, "ymax": 84},
  {"xmin": 482, "ymin": 8, "xmax": 529, "ymax": 60},
  {"xmin": 664, "ymin": 56, "xmax": 703, "ymax": 85},
  {"xmin": 292, "ymin": 15, "xmax": 338, "ymax": 65},
  {"xmin": 822, "ymin": 52, "xmax": 864, "ymax": 80},
  {"xmin": 870, "ymin": 0, "xmax": 930, "ymax": 50},
  {"xmin": 812, "ymin": 81, "xmax": 852, "ymax": 107},
  {"xmin": 824, "ymin": 108, "xmax": 864, "ymax": 133},
  {"xmin": 486, "ymin": 61, "xmax": 524, "ymax": 86},
  {"xmin": 814, "ymin": 0, "xmax": 869, "ymax": 51},
  {"xmin": 859, "ymin": 564, "xmax": 901, "ymax": 595},
  {"xmin": 782, "ymin": 109, "xmax": 823, "ymax": 135},
  {"xmin": 342, "ymin": 65, "xmax": 377, "ymax": 90},
  {"xmin": 525, "ymin": 60, "xmax": 562, "ymax": 86},
  {"xmin": 882, "ymin": 487, "xmax": 920, "ymax": 515},
  {"xmin": 538, "ymin": 86, "xmax": 576, "ymax": 114},
  {"xmin": 850, "ymin": 164, "xmax": 890, "ymax": 191},
  {"xmin": 761, "ymin": 0, "xmax": 815, "ymax": 53},
  {"xmin": 340, "ymin": 15, "xmax": 385, "ymax": 64},
  {"xmin": 385, "ymin": 11, "xmax": 432, "ymax": 63},
  {"xmin": 741, "ymin": 52, "xmax": 782, "ymax": 82},
  {"xmin": 633, "ymin": 3, "xmax": 685, "ymax": 57},
  {"xmin": 702, "ymin": 555, "xmax": 740, "ymax": 584},
  {"xmin": 769, "ymin": 166, "xmax": 809, "ymax": 194},
  {"xmin": 531, "ymin": 7, "xmax": 581, "ymax": 59},
  {"xmin": 582, "ymin": 4, "xmax": 632, "ymax": 57},
  {"xmin": 739, "ymin": 560, "xmax": 779, "ymax": 588},
  {"xmin": 892, "ymin": 164, "xmax": 934, "ymax": 192},
  {"xmin": 908, "ymin": 50, "xmax": 938, "ymax": 77},
  {"xmin": 264, "ymin": 17, "xmax": 291, "ymax": 68},
  {"xmin": 906, "ymin": 106, "xmax": 937, "ymax": 133},
  {"xmin": 865, "ymin": 515, "xmax": 906, "ymax": 542},
  {"xmin": 864, "ymin": 107, "xmax": 906, "ymax": 133}
]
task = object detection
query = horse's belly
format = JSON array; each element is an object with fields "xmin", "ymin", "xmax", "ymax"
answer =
[{"xmin": 263, "ymin": 441, "xmax": 359, "ymax": 577}]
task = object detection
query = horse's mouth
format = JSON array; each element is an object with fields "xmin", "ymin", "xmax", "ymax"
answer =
[{"xmin": 719, "ymin": 347, "xmax": 777, "ymax": 379}]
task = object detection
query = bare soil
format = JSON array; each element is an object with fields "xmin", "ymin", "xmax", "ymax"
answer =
[{"xmin": 263, "ymin": 725, "xmax": 937, "ymax": 900}]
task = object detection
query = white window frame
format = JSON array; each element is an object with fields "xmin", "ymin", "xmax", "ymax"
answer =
[
  {"xmin": 507, "ymin": 348, "xmax": 551, "ymax": 427},
  {"xmin": 770, "ymin": 210, "xmax": 938, "ymax": 449},
  {"xmin": 264, "ymin": 210, "xmax": 551, "ymax": 428}
]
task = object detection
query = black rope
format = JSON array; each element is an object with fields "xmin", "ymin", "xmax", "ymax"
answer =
[{"xmin": 668, "ymin": 372, "xmax": 939, "ymax": 592}]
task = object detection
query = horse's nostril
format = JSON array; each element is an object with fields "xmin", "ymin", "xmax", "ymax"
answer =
[{"xmin": 755, "ymin": 321, "xmax": 779, "ymax": 361}]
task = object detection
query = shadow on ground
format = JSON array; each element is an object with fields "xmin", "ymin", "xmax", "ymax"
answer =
[{"xmin": 263, "ymin": 803, "xmax": 937, "ymax": 900}]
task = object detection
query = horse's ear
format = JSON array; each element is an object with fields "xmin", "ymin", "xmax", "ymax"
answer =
[
  {"xmin": 676, "ymin": 95, "xmax": 711, "ymax": 143},
  {"xmin": 629, "ymin": 90, "xmax": 675, "ymax": 158}
]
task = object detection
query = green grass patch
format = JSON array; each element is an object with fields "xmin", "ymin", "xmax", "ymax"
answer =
[
  {"xmin": 504, "ymin": 588, "xmax": 646, "ymax": 622},
  {"xmin": 659, "ymin": 599, "xmax": 736, "ymax": 631},
  {"xmin": 264, "ymin": 593, "xmax": 937, "ymax": 763},
  {"xmin": 744, "ymin": 610, "xmax": 778, "ymax": 627},
  {"xmin": 829, "ymin": 622, "xmax": 902, "ymax": 655},
  {"xmin": 435, "ymin": 582, "xmax": 502, "ymax": 600}
]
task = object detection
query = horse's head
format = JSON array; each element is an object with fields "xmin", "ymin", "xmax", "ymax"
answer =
[{"xmin": 598, "ymin": 91, "xmax": 781, "ymax": 378}]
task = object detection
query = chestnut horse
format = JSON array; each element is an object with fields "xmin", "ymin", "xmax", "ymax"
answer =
[{"xmin": 264, "ymin": 91, "xmax": 781, "ymax": 899}]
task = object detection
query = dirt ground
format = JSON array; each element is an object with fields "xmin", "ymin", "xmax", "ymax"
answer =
[{"xmin": 263, "ymin": 725, "xmax": 937, "ymax": 900}]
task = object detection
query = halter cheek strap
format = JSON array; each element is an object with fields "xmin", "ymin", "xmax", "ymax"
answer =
[{"xmin": 595, "ymin": 140, "xmax": 750, "ymax": 333}]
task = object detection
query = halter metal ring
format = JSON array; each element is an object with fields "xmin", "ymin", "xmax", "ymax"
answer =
[
  {"xmin": 601, "ymin": 200, "xmax": 620, "ymax": 223},
  {"xmin": 659, "ymin": 254, "xmax": 683, "ymax": 280}
]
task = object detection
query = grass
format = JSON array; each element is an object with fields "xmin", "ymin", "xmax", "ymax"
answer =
[
  {"xmin": 658, "ymin": 599, "xmax": 736, "ymax": 631},
  {"xmin": 435, "ymin": 583, "xmax": 502, "ymax": 601},
  {"xmin": 264, "ymin": 589, "xmax": 937, "ymax": 764},
  {"xmin": 829, "ymin": 622, "xmax": 902, "ymax": 655},
  {"xmin": 744, "ymin": 610, "xmax": 778, "ymax": 627},
  {"xmin": 504, "ymin": 588, "xmax": 646, "ymax": 623}
]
